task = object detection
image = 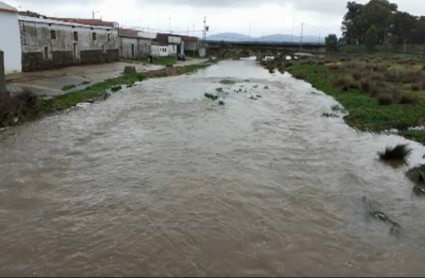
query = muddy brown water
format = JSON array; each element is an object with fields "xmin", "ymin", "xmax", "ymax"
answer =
[{"xmin": 2, "ymin": 59, "xmax": 425, "ymax": 277}]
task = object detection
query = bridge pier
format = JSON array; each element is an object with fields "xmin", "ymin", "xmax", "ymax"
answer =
[{"xmin": 232, "ymin": 49, "xmax": 241, "ymax": 60}]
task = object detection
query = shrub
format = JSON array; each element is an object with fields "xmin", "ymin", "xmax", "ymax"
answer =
[
  {"xmin": 369, "ymin": 72, "xmax": 385, "ymax": 82},
  {"xmin": 385, "ymin": 69, "xmax": 401, "ymax": 82},
  {"xmin": 398, "ymin": 93, "xmax": 419, "ymax": 105},
  {"xmin": 328, "ymin": 64, "xmax": 340, "ymax": 71},
  {"xmin": 378, "ymin": 144, "xmax": 412, "ymax": 163},
  {"xmin": 360, "ymin": 78, "xmax": 372, "ymax": 92},
  {"xmin": 204, "ymin": 93, "xmax": 218, "ymax": 100},
  {"xmin": 376, "ymin": 93, "xmax": 395, "ymax": 105},
  {"xmin": 352, "ymin": 70, "xmax": 363, "ymax": 81},
  {"xmin": 0, "ymin": 90, "xmax": 38, "ymax": 128},
  {"xmin": 285, "ymin": 61, "xmax": 294, "ymax": 67},
  {"xmin": 293, "ymin": 72, "xmax": 307, "ymax": 80},
  {"xmin": 333, "ymin": 74, "xmax": 355, "ymax": 89},
  {"xmin": 411, "ymin": 83, "xmax": 421, "ymax": 91}
]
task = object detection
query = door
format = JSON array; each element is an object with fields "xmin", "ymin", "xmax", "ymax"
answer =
[
  {"xmin": 73, "ymin": 43, "xmax": 78, "ymax": 61},
  {"xmin": 177, "ymin": 44, "xmax": 181, "ymax": 55},
  {"xmin": 131, "ymin": 44, "xmax": 135, "ymax": 57}
]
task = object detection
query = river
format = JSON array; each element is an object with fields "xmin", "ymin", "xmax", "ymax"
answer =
[{"xmin": 1, "ymin": 59, "xmax": 425, "ymax": 277}]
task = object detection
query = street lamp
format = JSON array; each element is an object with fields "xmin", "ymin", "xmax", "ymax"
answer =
[{"xmin": 92, "ymin": 11, "xmax": 99, "ymax": 20}]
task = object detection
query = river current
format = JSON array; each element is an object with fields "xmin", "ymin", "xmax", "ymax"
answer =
[{"xmin": 1, "ymin": 59, "xmax": 425, "ymax": 276}]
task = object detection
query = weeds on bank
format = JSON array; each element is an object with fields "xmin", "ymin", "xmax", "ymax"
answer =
[{"xmin": 378, "ymin": 144, "xmax": 412, "ymax": 163}]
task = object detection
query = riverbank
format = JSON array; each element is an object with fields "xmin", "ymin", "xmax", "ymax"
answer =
[
  {"xmin": 280, "ymin": 56, "xmax": 425, "ymax": 145},
  {"xmin": 1, "ymin": 63, "xmax": 212, "ymax": 129}
]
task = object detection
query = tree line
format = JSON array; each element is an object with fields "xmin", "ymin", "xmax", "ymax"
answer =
[{"xmin": 325, "ymin": 0, "xmax": 425, "ymax": 52}]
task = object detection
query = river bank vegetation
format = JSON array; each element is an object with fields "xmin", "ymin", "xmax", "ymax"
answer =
[{"xmin": 0, "ymin": 63, "xmax": 211, "ymax": 130}]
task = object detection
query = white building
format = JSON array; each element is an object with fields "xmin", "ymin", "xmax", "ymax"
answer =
[
  {"xmin": 19, "ymin": 15, "xmax": 119, "ymax": 71},
  {"xmin": 150, "ymin": 44, "xmax": 169, "ymax": 57},
  {"xmin": 0, "ymin": 1, "xmax": 22, "ymax": 74}
]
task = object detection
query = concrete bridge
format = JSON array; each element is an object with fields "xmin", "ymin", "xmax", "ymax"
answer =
[{"xmin": 206, "ymin": 40, "xmax": 326, "ymax": 60}]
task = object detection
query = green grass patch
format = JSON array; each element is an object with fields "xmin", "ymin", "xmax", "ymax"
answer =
[
  {"xmin": 62, "ymin": 84, "xmax": 76, "ymax": 91},
  {"xmin": 122, "ymin": 56, "xmax": 177, "ymax": 65},
  {"xmin": 38, "ymin": 64, "xmax": 209, "ymax": 114},
  {"xmin": 288, "ymin": 63, "xmax": 425, "ymax": 144}
]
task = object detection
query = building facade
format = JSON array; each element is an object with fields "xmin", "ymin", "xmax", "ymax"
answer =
[
  {"xmin": 19, "ymin": 15, "xmax": 119, "ymax": 71},
  {"xmin": 0, "ymin": 1, "xmax": 22, "ymax": 74},
  {"xmin": 118, "ymin": 29, "xmax": 151, "ymax": 59}
]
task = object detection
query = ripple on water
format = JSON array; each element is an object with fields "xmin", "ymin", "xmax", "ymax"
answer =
[{"xmin": 1, "ymin": 59, "xmax": 425, "ymax": 276}]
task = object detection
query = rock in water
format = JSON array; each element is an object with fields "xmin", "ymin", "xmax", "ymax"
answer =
[
  {"xmin": 362, "ymin": 196, "xmax": 401, "ymax": 236},
  {"xmin": 123, "ymin": 66, "xmax": 136, "ymax": 74}
]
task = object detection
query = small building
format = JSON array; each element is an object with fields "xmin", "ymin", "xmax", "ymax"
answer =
[
  {"xmin": 118, "ymin": 28, "xmax": 151, "ymax": 59},
  {"xmin": 156, "ymin": 33, "xmax": 183, "ymax": 56},
  {"xmin": 0, "ymin": 1, "xmax": 22, "ymax": 74},
  {"xmin": 19, "ymin": 15, "xmax": 119, "ymax": 71},
  {"xmin": 150, "ymin": 42, "xmax": 169, "ymax": 57},
  {"xmin": 180, "ymin": 36, "xmax": 199, "ymax": 56}
]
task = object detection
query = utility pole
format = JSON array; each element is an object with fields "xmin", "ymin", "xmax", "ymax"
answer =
[
  {"xmin": 291, "ymin": 20, "xmax": 295, "ymax": 43},
  {"xmin": 169, "ymin": 17, "xmax": 171, "ymax": 33},
  {"xmin": 202, "ymin": 16, "xmax": 208, "ymax": 47},
  {"xmin": 249, "ymin": 20, "xmax": 252, "ymax": 42},
  {"xmin": 299, "ymin": 23, "xmax": 304, "ymax": 52}
]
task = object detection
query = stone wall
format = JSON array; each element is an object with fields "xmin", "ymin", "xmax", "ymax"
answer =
[
  {"xmin": 0, "ymin": 51, "xmax": 7, "ymax": 94},
  {"xmin": 22, "ymin": 49, "xmax": 119, "ymax": 72},
  {"xmin": 19, "ymin": 19, "xmax": 120, "ymax": 72}
]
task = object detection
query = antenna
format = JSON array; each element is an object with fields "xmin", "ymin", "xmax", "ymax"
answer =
[
  {"xmin": 291, "ymin": 20, "xmax": 294, "ymax": 43},
  {"xmin": 299, "ymin": 23, "xmax": 304, "ymax": 52}
]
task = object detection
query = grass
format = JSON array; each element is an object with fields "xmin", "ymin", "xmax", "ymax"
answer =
[
  {"xmin": 204, "ymin": 93, "xmax": 218, "ymax": 100},
  {"xmin": 33, "ymin": 64, "xmax": 209, "ymax": 118},
  {"xmin": 377, "ymin": 144, "xmax": 412, "ymax": 163},
  {"xmin": 285, "ymin": 57, "xmax": 425, "ymax": 145},
  {"xmin": 123, "ymin": 56, "xmax": 177, "ymax": 65},
  {"xmin": 62, "ymin": 84, "xmax": 76, "ymax": 91}
]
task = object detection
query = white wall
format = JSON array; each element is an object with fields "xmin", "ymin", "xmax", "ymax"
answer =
[
  {"xmin": 0, "ymin": 11, "xmax": 22, "ymax": 73},
  {"xmin": 120, "ymin": 37, "xmax": 152, "ymax": 58},
  {"xmin": 168, "ymin": 36, "xmax": 181, "ymax": 44},
  {"xmin": 151, "ymin": 45, "xmax": 169, "ymax": 57},
  {"xmin": 168, "ymin": 44, "xmax": 177, "ymax": 56},
  {"xmin": 20, "ymin": 19, "xmax": 118, "ymax": 54}
]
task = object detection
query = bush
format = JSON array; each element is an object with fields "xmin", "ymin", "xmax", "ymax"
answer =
[
  {"xmin": 376, "ymin": 93, "xmax": 395, "ymax": 105},
  {"xmin": 360, "ymin": 79, "xmax": 373, "ymax": 92},
  {"xmin": 369, "ymin": 72, "xmax": 385, "ymax": 82},
  {"xmin": 385, "ymin": 69, "xmax": 401, "ymax": 82},
  {"xmin": 398, "ymin": 93, "xmax": 419, "ymax": 105},
  {"xmin": 328, "ymin": 64, "xmax": 340, "ymax": 71},
  {"xmin": 378, "ymin": 143, "xmax": 412, "ymax": 162},
  {"xmin": 0, "ymin": 90, "xmax": 38, "ymax": 128},
  {"xmin": 352, "ymin": 70, "xmax": 363, "ymax": 81},
  {"xmin": 411, "ymin": 83, "xmax": 421, "ymax": 91},
  {"xmin": 333, "ymin": 74, "xmax": 355, "ymax": 88}
]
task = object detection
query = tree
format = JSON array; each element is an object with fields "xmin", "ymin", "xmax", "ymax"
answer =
[
  {"xmin": 365, "ymin": 25, "xmax": 379, "ymax": 52},
  {"xmin": 325, "ymin": 34, "xmax": 339, "ymax": 52}
]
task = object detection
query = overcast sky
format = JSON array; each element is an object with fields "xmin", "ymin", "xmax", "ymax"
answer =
[{"xmin": 4, "ymin": 0, "xmax": 425, "ymax": 38}]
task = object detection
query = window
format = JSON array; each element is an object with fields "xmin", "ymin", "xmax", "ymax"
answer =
[
  {"xmin": 44, "ymin": 46, "xmax": 49, "ymax": 60},
  {"xmin": 92, "ymin": 32, "xmax": 97, "ymax": 41},
  {"xmin": 131, "ymin": 44, "xmax": 135, "ymax": 56},
  {"xmin": 107, "ymin": 33, "xmax": 111, "ymax": 41},
  {"xmin": 73, "ymin": 31, "xmax": 78, "ymax": 41},
  {"xmin": 50, "ymin": 30, "xmax": 56, "ymax": 39}
]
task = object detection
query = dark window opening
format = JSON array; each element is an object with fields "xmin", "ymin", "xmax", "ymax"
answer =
[
  {"xmin": 73, "ymin": 31, "xmax": 78, "ymax": 41},
  {"xmin": 92, "ymin": 33, "xmax": 97, "ymax": 41},
  {"xmin": 107, "ymin": 33, "xmax": 111, "ymax": 41},
  {"xmin": 50, "ymin": 30, "xmax": 56, "ymax": 39},
  {"xmin": 44, "ymin": 46, "xmax": 49, "ymax": 59},
  {"xmin": 131, "ymin": 44, "xmax": 135, "ymax": 56}
]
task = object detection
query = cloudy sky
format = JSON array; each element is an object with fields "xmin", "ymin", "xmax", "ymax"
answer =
[{"xmin": 4, "ymin": 0, "xmax": 424, "ymax": 38}]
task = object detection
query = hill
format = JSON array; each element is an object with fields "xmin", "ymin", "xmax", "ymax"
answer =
[{"xmin": 206, "ymin": 33, "xmax": 325, "ymax": 43}]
